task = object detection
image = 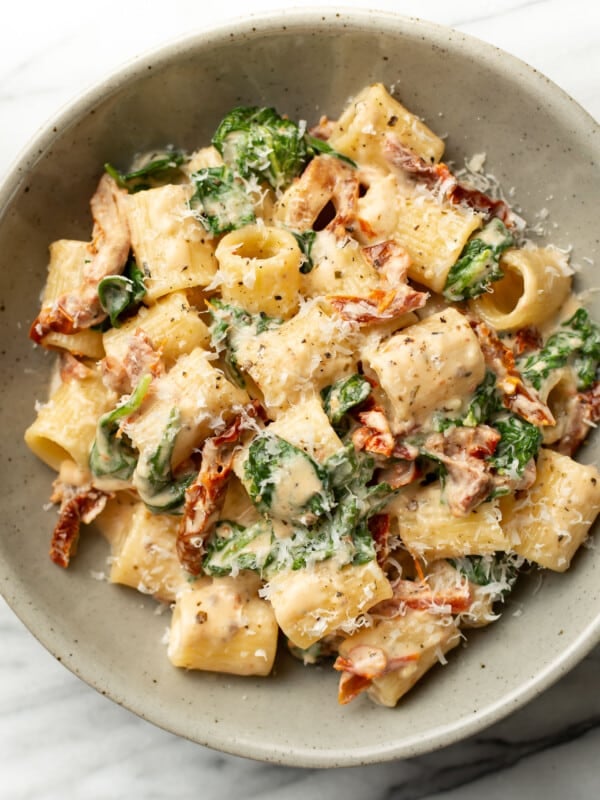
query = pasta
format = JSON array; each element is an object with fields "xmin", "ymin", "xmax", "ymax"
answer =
[
  {"xmin": 25, "ymin": 84, "xmax": 600, "ymax": 708},
  {"xmin": 127, "ymin": 184, "xmax": 218, "ymax": 301},
  {"xmin": 361, "ymin": 308, "xmax": 486, "ymax": 434},
  {"xmin": 215, "ymin": 224, "xmax": 303, "ymax": 318},
  {"xmin": 469, "ymin": 246, "xmax": 573, "ymax": 331}
]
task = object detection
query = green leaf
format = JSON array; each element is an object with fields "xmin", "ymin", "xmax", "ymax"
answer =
[
  {"xmin": 203, "ymin": 520, "xmax": 275, "ymax": 577},
  {"xmin": 97, "ymin": 277, "xmax": 133, "ymax": 327},
  {"xmin": 461, "ymin": 369, "xmax": 501, "ymax": 427},
  {"xmin": 208, "ymin": 298, "xmax": 253, "ymax": 344},
  {"xmin": 97, "ymin": 257, "xmax": 147, "ymax": 328},
  {"xmin": 321, "ymin": 374, "xmax": 371, "ymax": 425},
  {"xmin": 104, "ymin": 162, "xmax": 128, "ymax": 190},
  {"xmin": 520, "ymin": 307, "xmax": 600, "ymax": 391},
  {"xmin": 431, "ymin": 370, "xmax": 541, "ymax": 484},
  {"xmin": 207, "ymin": 299, "xmax": 282, "ymax": 387},
  {"xmin": 322, "ymin": 443, "xmax": 360, "ymax": 490},
  {"xmin": 304, "ymin": 134, "xmax": 357, "ymax": 167},
  {"xmin": 449, "ymin": 553, "xmax": 520, "ymax": 594},
  {"xmin": 489, "ymin": 413, "xmax": 542, "ymax": 479},
  {"xmin": 89, "ymin": 374, "xmax": 152, "ymax": 481},
  {"xmin": 204, "ymin": 441, "xmax": 389, "ymax": 577},
  {"xmin": 189, "ymin": 165, "xmax": 255, "ymax": 234},
  {"xmin": 104, "ymin": 147, "xmax": 187, "ymax": 193},
  {"xmin": 133, "ymin": 407, "xmax": 194, "ymax": 512},
  {"xmin": 292, "ymin": 230, "xmax": 317, "ymax": 274},
  {"xmin": 210, "ymin": 107, "xmax": 356, "ymax": 194},
  {"xmin": 243, "ymin": 434, "xmax": 333, "ymax": 523},
  {"xmin": 351, "ymin": 519, "xmax": 378, "ymax": 566},
  {"xmin": 212, "ymin": 106, "xmax": 309, "ymax": 191},
  {"xmin": 443, "ymin": 219, "xmax": 514, "ymax": 301}
]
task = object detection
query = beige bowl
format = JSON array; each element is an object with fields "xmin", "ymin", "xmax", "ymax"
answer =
[{"xmin": 1, "ymin": 10, "xmax": 598, "ymax": 767}]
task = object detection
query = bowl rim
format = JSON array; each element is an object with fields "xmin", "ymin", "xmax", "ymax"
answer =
[{"xmin": 1, "ymin": 6, "xmax": 599, "ymax": 768}]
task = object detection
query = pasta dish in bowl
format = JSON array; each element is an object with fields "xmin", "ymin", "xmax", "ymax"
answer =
[{"xmin": 2, "ymin": 10, "xmax": 600, "ymax": 766}]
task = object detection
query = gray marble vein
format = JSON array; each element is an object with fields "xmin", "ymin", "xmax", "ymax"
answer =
[{"xmin": 450, "ymin": 0, "xmax": 549, "ymax": 28}]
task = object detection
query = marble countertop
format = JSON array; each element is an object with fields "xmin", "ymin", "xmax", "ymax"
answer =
[{"xmin": 1, "ymin": 1, "xmax": 598, "ymax": 797}]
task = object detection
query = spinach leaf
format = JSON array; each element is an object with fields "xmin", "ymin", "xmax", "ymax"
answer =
[
  {"xmin": 244, "ymin": 434, "xmax": 334, "ymax": 523},
  {"xmin": 449, "ymin": 553, "xmax": 520, "ymax": 594},
  {"xmin": 203, "ymin": 520, "xmax": 275, "ymax": 577},
  {"xmin": 322, "ymin": 443, "xmax": 360, "ymax": 490},
  {"xmin": 324, "ymin": 445, "xmax": 394, "ymax": 514},
  {"xmin": 489, "ymin": 413, "xmax": 542, "ymax": 480},
  {"xmin": 432, "ymin": 370, "xmax": 541, "ymax": 483},
  {"xmin": 283, "ymin": 496, "xmax": 376, "ymax": 571},
  {"xmin": 104, "ymin": 147, "xmax": 187, "ymax": 193},
  {"xmin": 350, "ymin": 518, "xmax": 378, "ymax": 566},
  {"xmin": 97, "ymin": 257, "xmax": 147, "ymax": 328},
  {"xmin": 304, "ymin": 134, "xmax": 357, "ymax": 168},
  {"xmin": 461, "ymin": 369, "xmax": 501, "ymax": 427},
  {"xmin": 207, "ymin": 299, "xmax": 282, "ymax": 387},
  {"xmin": 292, "ymin": 230, "xmax": 317, "ymax": 274},
  {"xmin": 211, "ymin": 107, "xmax": 356, "ymax": 192},
  {"xmin": 433, "ymin": 371, "xmax": 499, "ymax": 433},
  {"xmin": 212, "ymin": 106, "xmax": 308, "ymax": 191},
  {"xmin": 89, "ymin": 374, "xmax": 152, "ymax": 481},
  {"xmin": 204, "ymin": 500, "xmax": 374, "ymax": 578},
  {"xmin": 133, "ymin": 407, "xmax": 194, "ymax": 513},
  {"xmin": 208, "ymin": 298, "xmax": 254, "ymax": 347},
  {"xmin": 322, "ymin": 448, "xmax": 393, "ymax": 567},
  {"xmin": 519, "ymin": 308, "xmax": 600, "ymax": 391},
  {"xmin": 189, "ymin": 165, "xmax": 255, "ymax": 235},
  {"xmin": 443, "ymin": 219, "xmax": 514, "ymax": 301},
  {"xmin": 205, "ymin": 443, "xmax": 390, "ymax": 577},
  {"xmin": 321, "ymin": 374, "xmax": 371, "ymax": 425}
]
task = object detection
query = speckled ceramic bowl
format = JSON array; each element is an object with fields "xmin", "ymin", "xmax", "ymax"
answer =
[{"xmin": 1, "ymin": 9, "xmax": 599, "ymax": 768}]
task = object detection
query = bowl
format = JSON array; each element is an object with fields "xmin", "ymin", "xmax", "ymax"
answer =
[{"xmin": 1, "ymin": 9, "xmax": 599, "ymax": 768}]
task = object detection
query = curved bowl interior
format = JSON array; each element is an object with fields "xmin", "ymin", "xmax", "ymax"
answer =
[{"xmin": 0, "ymin": 10, "xmax": 598, "ymax": 767}]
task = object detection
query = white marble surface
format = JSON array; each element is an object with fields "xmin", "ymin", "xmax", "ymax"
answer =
[{"xmin": 1, "ymin": 1, "xmax": 599, "ymax": 797}]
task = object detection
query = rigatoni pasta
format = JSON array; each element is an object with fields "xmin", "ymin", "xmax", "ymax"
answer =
[
  {"xmin": 499, "ymin": 449, "xmax": 600, "ymax": 571},
  {"xmin": 326, "ymin": 82, "xmax": 445, "ymax": 167},
  {"xmin": 469, "ymin": 246, "xmax": 573, "ymax": 331},
  {"xmin": 25, "ymin": 366, "xmax": 116, "ymax": 471},
  {"xmin": 102, "ymin": 290, "xmax": 211, "ymax": 366},
  {"xmin": 167, "ymin": 574, "xmax": 278, "ymax": 675},
  {"xmin": 25, "ymin": 84, "xmax": 600, "ymax": 708},
  {"xmin": 37, "ymin": 240, "xmax": 106, "ymax": 358},
  {"xmin": 386, "ymin": 483, "xmax": 507, "ymax": 562},
  {"xmin": 127, "ymin": 183, "xmax": 218, "ymax": 301},
  {"xmin": 215, "ymin": 224, "xmax": 303, "ymax": 318},
  {"xmin": 361, "ymin": 308, "xmax": 486, "ymax": 434}
]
